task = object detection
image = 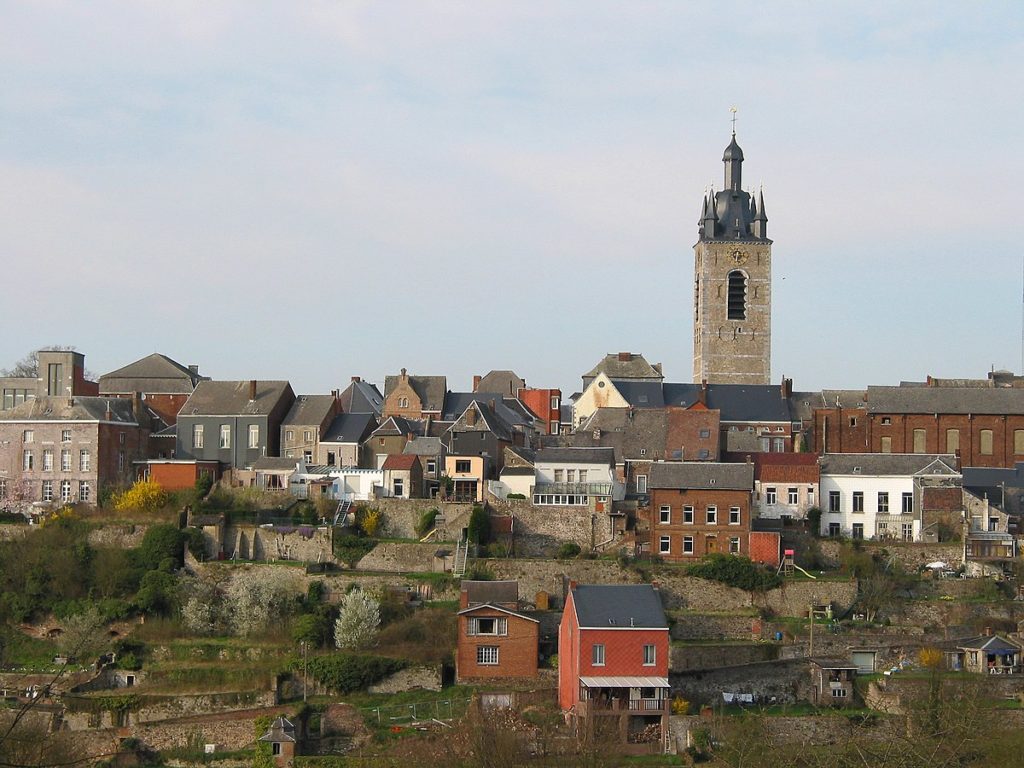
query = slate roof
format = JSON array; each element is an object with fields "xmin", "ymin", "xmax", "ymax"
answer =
[
  {"xmin": 820, "ymin": 454, "xmax": 960, "ymax": 477},
  {"xmin": 501, "ymin": 466, "xmax": 536, "ymax": 476},
  {"xmin": 403, "ymin": 436, "xmax": 445, "ymax": 456},
  {"xmin": 447, "ymin": 399, "xmax": 516, "ymax": 442},
  {"xmin": 649, "ymin": 462, "xmax": 753, "ymax": 491},
  {"xmin": 99, "ymin": 353, "xmax": 206, "ymax": 395},
  {"xmin": 371, "ymin": 416, "xmax": 422, "ymax": 438},
  {"xmin": 475, "ymin": 370, "xmax": 525, "ymax": 396},
  {"xmin": 819, "ymin": 390, "xmax": 868, "ymax": 409},
  {"xmin": 322, "ymin": 413, "xmax": 377, "ymax": 444},
  {"xmin": 866, "ymin": 386, "xmax": 1024, "ymax": 415},
  {"xmin": 384, "ymin": 374, "xmax": 447, "ymax": 412},
  {"xmin": 570, "ymin": 584, "xmax": 667, "ymax": 629},
  {"xmin": 583, "ymin": 353, "xmax": 664, "ymax": 382},
  {"xmin": 566, "ymin": 408, "xmax": 669, "ymax": 463},
  {"xmin": 0, "ymin": 396, "xmax": 139, "ymax": 424},
  {"xmin": 464, "ymin": 580, "xmax": 518, "ymax": 605},
  {"xmin": 505, "ymin": 445, "xmax": 536, "ymax": 465},
  {"xmin": 955, "ymin": 635, "xmax": 1021, "ymax": 653},
  {"xmin": 338, "ymin": 380, "xmax": 383, "ymax": 415},
  {"xmin": 612, "ymin": 381, "xmax": 666, "ymax": 409},
  {"xmin": 258, "ymin": 716, "xmax": 297, "ymax": 743},
  {"xmin": 962, "ymin": 463, "xmax": 1024, "ymax": 492},
  {"xmin": 809, "ymin": 658, "xmax": 859, "ymax": 669},
  {"xmin": 601, "ymin": 382, "xmax": 793, "ymax": 423},
  {"xmin": 442, "ymin": 393, "xmax": 531, "ymax": 427},
  {"xmin": 535, "ymin": 447, "xmax": 616, "ymax": 466},
  {"xmin": 282, "ymin": 395, "xmax": 337, "ymax": 427},
  {"xmin": 181, "ymin": 381, "xmax": 293, "ymax": 416},
  {"xmin": 382, "ymin": 454, "xmax": 420, "ymax": 471}
]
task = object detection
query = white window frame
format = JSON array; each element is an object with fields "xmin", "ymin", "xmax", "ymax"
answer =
[
  {"xmin": 643, "ymin": 644, "xmax": 656, "ymax": 666},
  {"xmin": 683, "ymin": 505, "xmax": 694, "ymax": 524},
  {"xmin": 636, "ymin": 474, "xmax": 648, "ymax": 493},
  {"xmin": 42, "ymin": 449, "xmax": 53, "ymax": 472},
  {"xmin": 219, "ymin": 424, "xmax": 231, "ymax": 449},
  {"xmin": 42, "ymin": 480, "xmax": 53, "ymax": 502},
  {"xmin": 659, "ymin": 536, "xmax": 671, "ymax": 554},
  {"xmin": 476, "ymin": 646, "xmax": 499, "ymax": 665},
  {"xmin": 80, "ymin": 450, "xmax": 90, "ymax": 472},
  {"xmin": 729, "ymin": 537, "xmax": 741, "ymax": 553},
  {"xmin": 60, "ymin": 480, "xmax": 73, "ymax": 503},
  {"xmin": 765, "ymin": 487, "xmax": 777, "ymax": 505},
  {"xmin": 61, "ymin": 450, "xmax": 72, "ymax": 472},
  {"xmin": 248, "ymin": 424, "xmax": 260, "ymax": 449},
  {"xmin": 659, "ymin": 505, "xmax": 671, "ymax": 524},
  {"xmin": 79, "ymin": 481, "xmax": 90, "ymax": 503},
  {"xmin": 23, "ymin": 430, "xmax": 34, "ymax": 443},
  {"xmin": 468, "ymin": 617, "xmax": 508, "ymax": 636},
  {"xmin": 592, "ymin": 643, "xmax": 605, "ymax": 666},
  {"xmin": 787, "ymin": 487, "xmax": 798, "ymax": 505},
  {"xmin": 706, "ymin": 505, "xmax": 717, "ymax": 524},
  {"xmin": 683, "ymin": 536, "xmax": 694, "ymax": 554},
  {"xmin": 729, "ymin": 507, "xmax": 741, "ymax": 525},
  {"xmin": 23, "ymin": 450, "xmax": 33, "ymax": 471},
  {"xmin": 193, "ymin": 424, "xmax": 204, "ymax": 449},
  {"xmin": 61, "ymin": 429, "xmax": 71, "ymax": 443}
]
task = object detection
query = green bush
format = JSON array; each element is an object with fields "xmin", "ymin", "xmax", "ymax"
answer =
[
  {"xmin": 301, "ymin": 653, "xmax": 406, "ymax": 693},
  {"xmin": 467, "ymin": 505, "xmax": 490, "ymax": 545},
  {"xmin": 194, "ymin": 473, "xmax": 214, "ymax": 499},
  {"xmin": 556, "ymin": 542, "xmax": 582, "ymax": 560},
  {"xmin": 415, "ymin": 508, "xmax": 440, "ymax": 538},
  {"xmin": 506, "ymin": 493, "xmax": 527, "ymax": 500},
  {"xmin": 333, "ymin": 535, "xmax": 377, "ymax": 567},
  {"xmin": 687, "ymin": 553, "xmax": 783, "ymax": 592}
]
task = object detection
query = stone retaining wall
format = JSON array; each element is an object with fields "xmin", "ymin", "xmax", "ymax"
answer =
[
  {"xmin": 671, "ymin": 642, "xmax": 779, "ymax": 672},
  {"xmin": 671, "ymin": 659, "xmax": 812, "ymax": 706},
  {"xmin": 367, "ymin": 664, "xmax": 443, "ymax": 694}
]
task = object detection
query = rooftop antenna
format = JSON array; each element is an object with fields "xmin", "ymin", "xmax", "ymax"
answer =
[{"xmin": 730, "ymin": 106, "xmax": 738, "ymax": 136}]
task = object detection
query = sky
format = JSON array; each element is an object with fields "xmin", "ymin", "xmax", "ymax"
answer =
[{"xmin": 2, "ymin": 2, "xmax": 1023, "ymax": 398}]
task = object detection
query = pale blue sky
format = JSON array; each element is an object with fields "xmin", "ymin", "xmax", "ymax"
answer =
[{"xmin": 2, "ymin": 2, "xmax": 1023, "ymax": 396}]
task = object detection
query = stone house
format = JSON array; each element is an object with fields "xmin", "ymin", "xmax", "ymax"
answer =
[
  {"xmin": 381, "ymin": 454, "xmax": 423, "ymax": 499},
  {"xmin": 318, "ymin": 412, "xmax": 377, "ymax": 468},
  {"xmin": 473, "ymin": 370, "xmax": 525, "ymax": 396},
  {"xmin": 403, "ymin": 436, "xmax": 446, "ymax": 497},
  {"xmin": 382, "ymin": 368, "xmax": 446, "ymax": 420},
  {"xmin": 948, "ymin": 633, "xmax": 1022, "ymax": 674},
  {"xmin": 98, "ymin": 352, "xmax": 206, "ymax": 426},
  {"xmin": 753, "ymin": 453, "xmax": 820, "ymax": 521},
  {"xmin": 1, "ymin": 349, "xmax": 98, "ymax": 412},
  {"xmin": 809, "ymin": 659, "xmax": 858, "ymax": 706},
  {"xmin": 0, "ymin": 395, "xmax": 150, "ymax": 509},
  {"xmin": 365, "ymin": 416, "xmax": 421, "ymax": 470},
  {"xmin": 442, "ymin": 394, "xmax": 537, "ymax": 470},
  {"xmin": 280, "ymin": 394, "xmax": 343, "ymax": 464},
  {"xmin": 456, "ymin": 580, "xmax": 538, "ymax": 682},
  {"xmin": 647, "ymin": 462, "xmax": 754, "ymax": 562},
  {"xmin": 558, "ymin": 583, "xmax": 670, "ymax": 755},
  {"xmin": 175, "ymin": 380, "xmax": 295, "ymax": 472}
]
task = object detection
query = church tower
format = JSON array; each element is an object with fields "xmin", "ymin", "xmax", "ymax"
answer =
[{"xmin": 692, "ymin": 130, "xmax": 772, "ymax": 385}]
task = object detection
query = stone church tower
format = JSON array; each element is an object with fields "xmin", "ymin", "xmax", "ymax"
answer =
[{"xmin": 692, "ymin": 131, "xmax": 771, "ymax": 385}]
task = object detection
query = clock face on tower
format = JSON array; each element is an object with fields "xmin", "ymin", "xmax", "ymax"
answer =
[{"xmin": 730, "ymin": 249, "xmax": 748, "ymax": 266}]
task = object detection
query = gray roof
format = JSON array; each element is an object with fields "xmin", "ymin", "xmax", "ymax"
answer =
[
  {"xmin": 446, "ymin": 399, "xmax": 517, "ymax": 442},
  {"xmin": 583, "ymin": 353, "xmax": 664, "ymax": 382},
  {"xmin": 322, "ymin": 413, "xmax": 377, "ymax": 444},
  {"xmin": 384, "ymin": 373, "xmax": 447, "ymax": 412},
  {"xmin": 442, "ymin": 393, "xmax": 531, "ymax": 427},
  {"xmin": 282, "ymin": 395, "xmax": 337, "ymax": 427},
  {"xmin": 0, "ymin": 396, "xmax": 139, "ymax": 424},
  {"xmin": 338, "ymin": 379, "xmax": 383, "ymax": 415},
  {"xmin": 649, "ymin": 462, "xmax": 753, "ymax": 491},
  {"xmin": 819, "ymin": 390, "xmax": 868, "ymax": 409},
  {"xmin": 612, "ymin": 381, "xmax": 666, "ymax": 408},
  {"xmin": 562, "ymin": 408, "xmax": 669, "ymax": 463},
  {"xmin": 99, "ymin": 353, "xmax": 205, "ymax": 395},
  {"xmin": 463, "ymin": 580, "xmax": 518, "ymax": 605},
  {"xmin": 403, "ymin": 436, "xmax": 445, "ymax": 456},
  {"xmin": 867, "ymin": 386, "xmax": 1024, "ymax": 415},
  {"xmin": 500, "ymin": 466, "xmax": 535, "ymax": 476},
  {"xmin": 371, "ymin": 416, "xmax": 422, "ymax": 438},
  {"xmin": 809, "ymin": 658, "xmax": 859, "ymax": 669},
  {"xmin": 962, "ymin": 463, "xmax": 1024, "ymax": 493},
  {"xmin": 181, "ymin": 380, "xmax": 293, "ymax": 417},
  {"xmin": 662, "ymin": 383, "xmax": 791, "ymax": 423},
  {"xmin": 820, "ymin": 453, "xmax": 960, "ymax": 477},
  {"xmin": 956, "ymin": 635, "xmax": 1021, "ymax": 653},
  {"xmin": 571, "ymin": 584, "xmax": 667, "ymax": 629},
  {"xmin": 258, "ymin": 716, "xmax": 297, "ymax": 743},
  {"xmin": 535, "ymin": 447, "xmax": 616, "ymax": 466},
  {"xmin": 475, "ymin": 370, "xmax": 525, "ymax": 396}
]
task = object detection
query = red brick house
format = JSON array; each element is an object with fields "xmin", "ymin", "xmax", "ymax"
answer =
[
  {"xmin": 647, "ymin": 462, "xmax": 754, "ymax": 562},
  {"xmin": 456, "ymin": 581, "xmax": 538, "ymax": 682},
  {"xmin": 558, "ymin": 583, "xmax": 670, "ymax": 753},
  {"xmin": 518, "ymin": 387, "xmax": 563, "ymax": 435}
]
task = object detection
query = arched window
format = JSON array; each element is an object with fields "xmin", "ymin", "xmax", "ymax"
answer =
[{"xmin": 727, "ymin": 270, "xmax": 747, "ymax": 320}]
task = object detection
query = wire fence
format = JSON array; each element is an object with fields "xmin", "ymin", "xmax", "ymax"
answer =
[{"xmin": 365, "ymin": 697, "xmax": 471, "ymax": 725}]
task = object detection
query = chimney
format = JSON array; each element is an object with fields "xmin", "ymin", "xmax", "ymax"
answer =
[
  {"xmin": 459, "ymin": 586, "xmax": 470, "ymax": 610},
  {"xmin": 249, "ymin": 380, "xmax": 257, "ymax": 401},
  {"xmin": 132, "ymin": 392, "xmax": 145, "ymax": 424},
  {"xmin": 618, "ymin": 352, "xmax": 631, "ymax": 362},
  {"xmin": 745, "ymin": 454, "xmax": 752, "ymax": 464},
  {"xmin": 467, "ymin": 407, "xmax": 478, "ymax": 426},
  {"xmin": 780, "ymin": 376, "xmax": 793, "ymax": 399},
  {"xmin": 985, "ymin": 626, "xmax": 993, "ymax": 637},
  {"xmin": 472, "ymin": 375, "xmax": 482, "ymax": 391},
  {"xmin": 351, "ymin": 376, "xmax": 361, "ymax": 383},
  {"xmin": 105, "ymin": 400, "xmax": 112, "ymax": 421},
  {"xmin": 401, "ymin": 367, "xmax": 408, "ymax": 380},
  {"xmin": 188, "ymin": 364, "xmax": 199, "ymax": 376},
  {"xmin": 488, "ymin": 399, "xmax": 496, "ymax": 412}
]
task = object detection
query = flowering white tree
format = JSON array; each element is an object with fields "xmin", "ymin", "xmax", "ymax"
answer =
[
  {"xmin": 223, "ymin": 567, "xmax": 302, "ymax": 637},
  {"xmin": 179, "ymin": 576, "xmax": 224, "ymax": 636},
  {"xmin": 334, "ymin": 589, "xmax": 381, "ymax": 650}
]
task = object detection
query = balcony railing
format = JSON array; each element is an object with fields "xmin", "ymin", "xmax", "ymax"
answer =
[
  {"xmin": 534, "ymin": 482, "xmax": 613, "ymax": 496},
  {"xmin": 579, "ymin": 697, "xmax": 669, "ymax": 714}
]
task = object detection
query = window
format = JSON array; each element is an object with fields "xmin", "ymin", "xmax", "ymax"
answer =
[
  {"xmin": 727, "ymin": 270, "xmax": 747, "ymax": 320},
  {"xmin": 79, "ymin": 481, "xmax": 90, "ymax": 502},
  {"xmin": 119, "ymin": 432, "xmax": 126, "ymax": 446},
  {"xmin": 729, "ymin": 537, "xmax": 741, "ymax": 553},
  {"xmin": 849, "ymin": 416, "xmax": 857, "ymax": 428},
  {"xmin": 901, "ymin": 523, "xmax": 913, "ymax": 541},
  {"xmin": 639, "ymin": 448, "xmax": 647, "ymax": 456},
  {"xmin": 852, "ymin": 523, "xmax": 864, "ymax": 540},
  {"xmin": 61, "ymin": 450, "xmax": 71, "ymax": 471},
  {"xmin": 61, "ymin": 429, "xmax": 71, "ymax": 443},
  {"xmin": 659, "ymin": 536, "xmax": 671, "ymax": 554},
  {"xmin": 398, "ymin": 397, "xmax": 409, "ymax": 409},
  {"xmin": 683, "ymin": 505, "xmax": 694, "ymax": 523},
  {"xmin": 193, "ymin": 424, "xmax": 204, "ymax": 449},
  {"xmin": 248, "ymin": 424, "xmax": 259, "ymax": 449},
  {"xmin": 23, "ymin": 451, "xmax": 33, "ymax": 470},
  {"xmin": 79, "ymin": 450, "xmax": 90, "ymax": 471},
  {"xmin": 23, "ymin": 430, "xmax": 34, "ymax": 443},
  {"xmin": 272, "ymin": 743, "xmax": 282, "ymax": 756},
  {"xmin": 683, "ymin": 536, "xmax": 694, "ymax": 554},
  {"xmin": 118, "ymin": 451, "xmax": 125, "ymax": 471},
  {"xmin": 1016, "ymin": 430, "xmax": 1024, "ymax": 455},
  {"xmin": 807, "ymin": 487, "xmax": 814, "ymax": 505},
  {"xmin": 773, "ymin": 437, "xmax": 785, "ymax": 452},
  {"xmin": 706, "ymin": 506, "xmax": 717, "ymax": 524},
  {"xmin": 550, "ymin": 395, "xmax": 559, "ymax": 410},
  {"xmin": 828, "ymin": 491, "xmax": 840, "ymax": 512},
  {"xmin": 578, "ymin": 470, "xmax": 588, "ymax": 483},
  {"xmin": 788, "ymin": 487, "xmax": 798, "ymax": 505},
  {"xmin": 852, "ymin": 492, "xmax": 864, "ymax": 513},
  {"xmin": 828, "ymin": 523, "xmax": 841, "ymax": 537},
  {"xmin": 285, "ymin": 429, "xmax": 294, "ymax": 441},
  {"xmin": 393, "ymin": 478, "xmax": 404, "ymax": 496},
  {"xmin": 477, "ymin": 646, "xmax": 499, "ymax": 665},
  {"xmin": 912, "ymin": 428, "xmax": 926, "ymax": 454},
  {"xmin": 832, "ymin": 688, "xmax": 848, "ymax": 699},
  {"xmin": 592, "ymin": 644, "xmax": 605, "ymax": 666},
  {"xmin": 902, "ymin": 492, "xmax": 913, "ymax": 514},
  {"xmin": 0, "ymin": 480, "xmax": 5, "ymax": 498},
  {"xmin": 729, "ymin": 507, "xmax": 740, "ymax": 525},
  {"xmin": 765, "ymin": 487, "xmax": 777, "ymax": 505},
  {"xmin": 881, "ymin": 416, "xmax": 892, "ymax": 426},
  {"xmin": 42, "ymin": 450, "xmax": 53, "ymax": 471},
  {"xmin": 60, "ymin": 480, "xmax": 72, "ymax": 503},
  {"xmin": 3, "ymin": 389, "xmax": 32, "ymax": 410},
  {"xmin": 980, "ymin": 429, "xmax": 994, "ymax": 455},
  {"xmin": 42, "ymin": 480, "xmax": 53, "ymax": 502},
  {"xmin": 566, "ymin": 470, "xmax": 575, "ymax": 483},
  {"xmin": 948, "ymin": 429, "xmax": 962, "ymax": 454},
  {"xmin": 426, "ymin": 460, "xmax": 436, "ymax": 474},
  {"xmin": 877, "ymin": 492, "xmax": 889, "ymax": 513},
  {"xmin": 455, "ymin": 460, "xmax": 471, "ymax": 473},
  {"xmin": 219, "ymin": 424, "xmax": 231, "ymax": 449},
  {"xmin": 880, "ymin": 436, "xmax": 892, "ymax": 453},
  {"xmin": 636, "ymin": 475, "xmax": 648, "ymax": 493},
  {"xmin": 303, "ymin": 430, "xmax": 313, "ymax": 442},
  {"xmin": 659, "ymin": 505, "xmax": 671, "ymax": 524},
  {"xmin": 550, "ymin": 420, "xmax": 559, "ymax": 434},
  {"xmin": 303, "ymin": 450, "xmax": 313, "ymax": 464},
  {"xmin": 326, "ymin": 451, "xmax": 336, "ymax": 465},
  {"xmin": 553, "ymin": 469, "xmax": 564, "ymax": 482},
  {"xmin": 643, "ymin": 644, "xmax": 656, "ymax": 666},
  {"xmin": 469, "ymin": 617, "xmax": 507, "ymax": 636}
]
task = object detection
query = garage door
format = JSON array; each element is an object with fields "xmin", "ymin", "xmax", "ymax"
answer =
[{"xmin": 852, "ymin": 651, "xmax": 876, "ymax": 674}]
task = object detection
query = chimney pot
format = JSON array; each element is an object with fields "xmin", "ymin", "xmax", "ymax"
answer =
[{"xmin": 249, "ymin": 380, "xmax": 257, "ymax": 401}]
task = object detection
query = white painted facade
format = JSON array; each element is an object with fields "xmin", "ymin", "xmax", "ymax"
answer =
[
  {"xmin": 571, "ymin": 373, "xmax": 628, "ymax": 428},
  {"xmin": 533, "ymin": 452, "xmax": 624, "ymax": 505},
  {"xmin": 818, "ymin": 472, "xmax": 920, "ymax": 541}
]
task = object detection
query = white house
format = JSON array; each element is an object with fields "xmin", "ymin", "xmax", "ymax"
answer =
[
  {"xmin": 818, "ymin": 454, "xmax": 960, "ymax": 541},
  {"xmin": 532, "ymin": 447, "xmax": 624, "ymax": 506}
]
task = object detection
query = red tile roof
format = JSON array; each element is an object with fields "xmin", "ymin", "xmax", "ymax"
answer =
[{"xmin": 382, "ymin": 454, "xmax": 420, "ymax": 471}]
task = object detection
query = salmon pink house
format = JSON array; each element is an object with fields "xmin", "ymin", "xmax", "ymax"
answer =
[{"xmin": 558, "ymin": 583, "xmax": 670, "ymax": 753}]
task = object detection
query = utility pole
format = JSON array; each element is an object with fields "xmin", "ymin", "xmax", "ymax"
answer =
[
  {"xmin": 301, "ymin": 640, "xmax": 308, "ymax": 702},
  {"xmin": 808, "ymin": 601, "xmax": 815, "ymax": 658}
]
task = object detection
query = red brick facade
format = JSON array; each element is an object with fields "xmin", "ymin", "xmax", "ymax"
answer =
[
  {"xmin": 648, "ymin": 487, "xmax": 751, "ymax": 563},
  {"xmin": 518, "ymin": 388, "xmax": 562, "ymax": 435},
  {"xmin": 144, "ymin": 461, "xmax": 220, "ymax": 491},
  {"xmin": 456, "ymin": 605, "xmax": 538, "ymax": 682},
  {"xmin": 748, "ymin": 531, "xmax": 781, "ymax": 567}
]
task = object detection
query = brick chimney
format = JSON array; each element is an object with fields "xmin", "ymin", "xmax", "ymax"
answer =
[
  {"xmin": 780, "ymin": 376, "xmax": 793, "ymax": 399},
  {"xmin": 401, "ymin": 367, "xmax": 408, "ymax": 381},
  {"xmin": 618, "ymin": 352, "xmax": 631, "ymax": 362},
  {"xmin": 249, "ymin": 380, "xmax": 257, "ymax": 401},
  {"xmin": 472, "ymin": 375, "xmax": 482, "ymax": 391},
  {"xmin": 351, "ymin": 376, "xmax": 361, "ymax": 383}
]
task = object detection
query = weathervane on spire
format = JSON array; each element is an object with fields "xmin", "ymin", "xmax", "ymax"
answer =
[{"xmin": 730, "ymin": 106, "xmax": 738, "ymax": 136}]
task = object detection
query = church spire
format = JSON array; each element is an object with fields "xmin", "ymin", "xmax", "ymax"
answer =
[{"xmin": 752, "ymin": 188, "xmax": 768, "ymax": 239}]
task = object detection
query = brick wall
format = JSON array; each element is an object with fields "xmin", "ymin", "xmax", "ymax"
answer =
[
  {"xmin": 749, "ymin": 531, "xmax": 781, "ymax": 567},
  {"xmin": 456, "ymin": 611, "xmax": 539, "ymax": 682}
]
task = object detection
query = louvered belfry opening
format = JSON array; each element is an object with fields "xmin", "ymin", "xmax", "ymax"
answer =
[{"xmin": 727, "ymin": 270, "xmax": 747, "ymax": 320}]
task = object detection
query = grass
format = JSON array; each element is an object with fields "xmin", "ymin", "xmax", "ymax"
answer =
[{"xmin": 0, "ymin": 629, "xmax": 63, "ymax": 670}]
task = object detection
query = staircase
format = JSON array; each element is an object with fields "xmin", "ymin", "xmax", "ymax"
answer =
[
  {"xmin": 333, "ymin": 499, "xmax": 353, "ymax": 526},
  {"xmin": 452, "ymin": 536, "xmax": 469, "ymax": 577}
]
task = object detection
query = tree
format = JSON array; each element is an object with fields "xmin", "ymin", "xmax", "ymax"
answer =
[
  {"xmin": 223, "ymin": 567, "xmax": 302, "ymax": 637},
  {"xmin": 135, "ymin": 524, "xmax": 187, "ymax": 570},
  {"xmin": 467, "ymin": 505, "xmax": 490, "ymax": 545},
  {"xmin": 334, "ymin": 589, "xmax": 381, "ymax": 650},
  {"xmin": 114, "ymin": 479, "xmax": 169, "ymax": 515},
  {"xmin": 55, "ymin": 605, "xmax": 109, "ymax": 662}
]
